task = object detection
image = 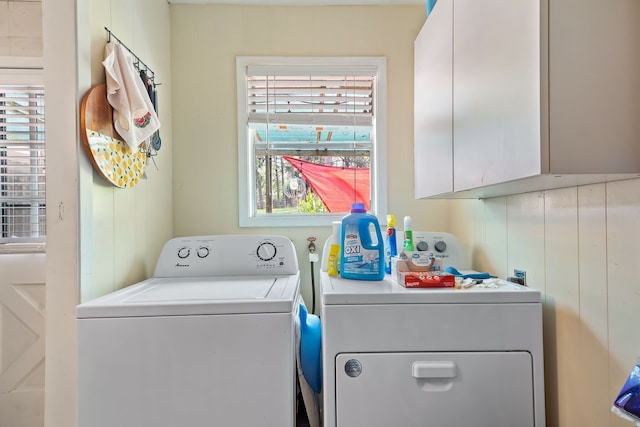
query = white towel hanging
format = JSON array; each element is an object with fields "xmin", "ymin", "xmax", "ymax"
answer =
[{"xmin": 103, "ymin": 41, "xmax": 160, "ymax": 153}]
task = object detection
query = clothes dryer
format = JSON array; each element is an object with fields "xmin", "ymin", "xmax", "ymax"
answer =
[
  {"xmin": 320, "ymin": 231, "xmax": 545, "ymax": 427},
  {"xmin": 77, "ymin": 235, "xmax": 300, "ymax": 427}
]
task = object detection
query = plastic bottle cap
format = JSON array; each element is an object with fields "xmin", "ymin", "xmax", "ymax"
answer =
[
  {"xmin": 387, "ymin": 214, "xmax": 396, "ymax": 228},
  {"xmin": 404, "ymin": 216, "xmax": 412, "ymax": 230},
  {"xmin": 351, "ymin": 203, "xmax": 366, "ymax": 213},
  {"xmin": 332, "ymin": 221, "xmax": 341, "ymax": 244}
]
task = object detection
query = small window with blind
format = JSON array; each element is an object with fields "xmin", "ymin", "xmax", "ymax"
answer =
[
  {"xmin": 236, "ymin": 57, "xmax": 387, "ymax": 227},
  {"xmin": 0, "ymin": 81, "xmax": 45, "ymax": 247}
]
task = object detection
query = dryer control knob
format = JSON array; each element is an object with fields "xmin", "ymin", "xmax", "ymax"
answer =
[
  {"xmin": 434, "ymin": 240, "xmax": 447, "ymax": 253},
  {"xmin": 416, "ymin": 241, "xmax": 429, "ymax": 251}
]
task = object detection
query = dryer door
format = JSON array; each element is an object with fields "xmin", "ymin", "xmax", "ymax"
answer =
[{"xmin": 335, "ymin": 351, "xmax": 534, "ymax": 427}]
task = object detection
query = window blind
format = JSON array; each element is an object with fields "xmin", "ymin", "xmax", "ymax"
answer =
[
  {"xmin": 0, "ymin": 85, "xmax": 46, "ymax": 243},
  {"xmin": 247, "ymin": 73, "xmax": 375, "ymax": 128}
]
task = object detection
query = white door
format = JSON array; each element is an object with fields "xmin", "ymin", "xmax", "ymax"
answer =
[
  {"xmin": 0, "ymin": 70, "xmax": 47, "ymax": 427},
  {"xmin": 0, "ymin": 253, "xmax": 46, "ymax": 427},
  {"xmin": 336, "ymin": 351, "xmax": 534, "ymax": 427}
]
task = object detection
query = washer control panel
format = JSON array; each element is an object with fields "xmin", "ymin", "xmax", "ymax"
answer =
[{"xmin": 154, "ymin": 235, "xmax": 298, "ymax": 277}]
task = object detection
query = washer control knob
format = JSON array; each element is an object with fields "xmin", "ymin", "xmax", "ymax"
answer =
[
  {"xmin": 177, "ymin": 246, "xmax": 191, "ymax": 259},
  {"xmin": 257, "ymin": 242, "xmax": 277, "ymax": 261},
  {"xmin": 416, "ymin": 241, "xmax": 429, "ymax": 251},
  {"xmin": 197, "ymin": 246, "xmax": 210, "ymax": 258},
  {"xmin": 434, "ymin": 240, "xmax": 447, "ymax": 253}
]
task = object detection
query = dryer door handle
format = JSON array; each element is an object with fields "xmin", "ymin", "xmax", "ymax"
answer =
[{"xmin": 412, "ymin": 361, "xmax": 457, "ymax": 379}]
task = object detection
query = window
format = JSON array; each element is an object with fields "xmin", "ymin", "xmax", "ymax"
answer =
[
  {"xmin": 237, "ymin": 57, "xmax": 387, "ymax": 227},
  {"xmin": 0, "ymin": 76, "xmax": 45, "ymax": 246}
]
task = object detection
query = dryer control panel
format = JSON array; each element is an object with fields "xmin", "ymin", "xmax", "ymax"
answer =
[
  {"xmin": 153, "ymin": 235, "xmax": 299, "ymax": 277},
  {"xmin": 322, "ymin": 231, "xmax": 468, "ymax": 272},
  {"xmin": 395, "ymin": 231, "xmax": 468, "ymax": 270}
]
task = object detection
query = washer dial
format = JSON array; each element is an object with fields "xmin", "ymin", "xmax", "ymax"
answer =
[
  {"xmin": 257, "ymin": 242, "xmax": 277, "ymax": 261},
  {"xmin": 197, "ymin": 246, "xmax": 210, "ymax": 258},
  {"xmin": 177, "ymin": 247, "xmax": 190, "ymax": 259}
]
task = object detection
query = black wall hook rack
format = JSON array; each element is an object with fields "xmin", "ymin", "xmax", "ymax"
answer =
[{"xmin": 105, "ymin": 27, "xmax": 160, "ymax": 86}]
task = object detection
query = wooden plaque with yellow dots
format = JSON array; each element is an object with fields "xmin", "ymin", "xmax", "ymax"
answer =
[{"xmin": 80, "ymin": 84, "xmax": 147, "ymax": 188}]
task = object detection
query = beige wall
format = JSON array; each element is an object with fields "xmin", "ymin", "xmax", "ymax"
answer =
[
  {"xmin": 170, "ymin": 4, "xmax": 451, "ymax": 306},
  {"xmin": 451, "ymin": 181, "xmax": 640, "ymax": 427},
  {"xmin": 0, "ymin": 0, "xmax": 42, "ymax": 56}
]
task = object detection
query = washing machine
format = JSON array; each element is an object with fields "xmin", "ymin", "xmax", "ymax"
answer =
[
  {"xmin": 320, "ymin": 231, "xmax": 545, "ymax": 427},
  {"xmin": 77, "ymin": 235, "xmax": 300, "ymax": 427}
]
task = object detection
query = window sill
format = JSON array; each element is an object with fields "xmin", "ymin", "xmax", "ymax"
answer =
[{"xmin": 240, "ymin": 213, "xmax": 348, "ymax": 228}]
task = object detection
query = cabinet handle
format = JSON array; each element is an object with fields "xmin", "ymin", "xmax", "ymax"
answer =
[{"xmin": 412, "ymin": 361, "xmax": 456, "ymax": 379}]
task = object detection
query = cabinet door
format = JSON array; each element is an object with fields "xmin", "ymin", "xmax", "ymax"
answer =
[
  {"xmin": 549, "ymin": 0, "xmax": 640, "ymax": 174},
  {"xmin": 414, "ymin": 0, "xmax": 453, "ymax": 198},
  {"xmin": 453, "ymin": 0, "xmax": 542, "ymax": 191}
]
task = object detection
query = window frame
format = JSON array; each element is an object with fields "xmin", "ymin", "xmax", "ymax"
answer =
[
  {"xmin": 0, "ymin": 64, "xmax": 45, "ymax": 253},
  {"xmin": 236, "ymin": 56, "xmax": 388, "ymax": 227}
]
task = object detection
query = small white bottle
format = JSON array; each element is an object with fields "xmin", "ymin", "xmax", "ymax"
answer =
[{"xmin": 403, "ymin": 216, "xmax": 414, "ymax": 252}]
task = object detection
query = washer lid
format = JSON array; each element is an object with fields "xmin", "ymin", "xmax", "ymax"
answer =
[
  {"xmin": 77, "ymin": 274, "xmax": 300, "ymax": 318},
  {"xmin": 321, "ymin": 273, "xmax": 540, "ymax": 305}
]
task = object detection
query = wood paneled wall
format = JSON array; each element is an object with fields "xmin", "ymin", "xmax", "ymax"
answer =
[{"xmin": 451, "ymin": 178, "xmax": 640, "ymax": 427}]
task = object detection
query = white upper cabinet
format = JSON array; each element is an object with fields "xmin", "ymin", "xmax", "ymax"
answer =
[
  {"xmin": 414, "ymin": 0, "xmax": 640, "ymax": 199},
  {"xmin": 414, "ymin": 0, "xmax": 453, "ymax": 197}
]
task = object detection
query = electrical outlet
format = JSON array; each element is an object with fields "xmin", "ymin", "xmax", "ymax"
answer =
[{"xmin": 514, "ymin": 269, "xmax": 527, "ymax": 286}]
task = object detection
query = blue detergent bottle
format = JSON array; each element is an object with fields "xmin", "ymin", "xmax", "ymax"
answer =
[{"xmin": 339, "ymin": 203, "xmax": 385, "ymax": 281}]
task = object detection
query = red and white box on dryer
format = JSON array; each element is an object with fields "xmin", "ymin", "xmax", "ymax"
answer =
[{"xmin": 392, "ymin": 253, "xmax": 455, "ymax": 288}]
